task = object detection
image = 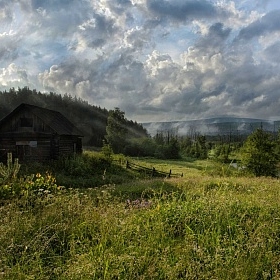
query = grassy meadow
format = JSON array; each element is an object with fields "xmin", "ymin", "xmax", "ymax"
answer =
[{"xmin": 1, "ymin": 152, "xmax": 280, "ymax": 279}]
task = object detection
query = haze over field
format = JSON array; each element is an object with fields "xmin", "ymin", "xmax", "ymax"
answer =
[
  {"xmin": 1, "ymin": 0, "xmax": 280, "ymax": 123},
  {"xmin": 142, "ymin": 117, "xmax": 280, "ymax": 136}
]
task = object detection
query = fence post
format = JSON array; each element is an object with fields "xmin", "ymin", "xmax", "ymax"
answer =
[
  {"xmin": 126, "ymin": 160, "xmax": 129, "ymax": 169},
  {"xmin": 168, "ymin": 169, "xmax": 171, "ymax": 178},
  {"xmin": 152, "ymin": 167, "xmax": 155, "ymax": 177}
]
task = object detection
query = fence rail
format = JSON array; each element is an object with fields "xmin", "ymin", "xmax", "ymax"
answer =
[{"xmin": 125, "ymin": 160, "xmax": 183, "ymax": 178}]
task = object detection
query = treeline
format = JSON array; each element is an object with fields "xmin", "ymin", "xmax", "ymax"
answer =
[
  {"xmin": 2, "ymin": 87, "xmax": 280, "ymax": 178},
  {"xmin": 0, "ymin": 87, "xmax": 148, "ymax": 146}
]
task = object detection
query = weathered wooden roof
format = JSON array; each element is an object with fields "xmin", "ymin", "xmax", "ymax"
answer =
[{"xmin": 0, "ymin": 103, "xmax": 83, "ymax": 136}]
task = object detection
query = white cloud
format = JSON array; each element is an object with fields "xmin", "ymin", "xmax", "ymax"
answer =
[
  {"xmin": 0, "ymin": 63, "xmax": 30, "ymax": 88},
  {"xmin": 1, "ymin": 0, "xmax": 280, "ymax": 122}
]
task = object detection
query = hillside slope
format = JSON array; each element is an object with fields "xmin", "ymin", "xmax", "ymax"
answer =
[{"xmin": 0, "ymin": 87, "xmax": 148, "ymax": 146}]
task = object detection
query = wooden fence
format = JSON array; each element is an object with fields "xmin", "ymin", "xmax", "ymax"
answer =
[{"xmin": 125, "ymin": 160, "xmax": 183, "ymax": 178}]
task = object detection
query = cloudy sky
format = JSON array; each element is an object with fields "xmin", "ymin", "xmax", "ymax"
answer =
[{"xmin": 1, "ymin": 0, "xmax": 280, "ymax": 122}]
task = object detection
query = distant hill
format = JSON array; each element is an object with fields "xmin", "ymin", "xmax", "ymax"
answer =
[
  {"xmin": 142, "ymin": 117, "xmax": 280, "ymax": 137},
  {"xmin": 0, "ymin": 87, "xmax": 148, "ymax": 146}
]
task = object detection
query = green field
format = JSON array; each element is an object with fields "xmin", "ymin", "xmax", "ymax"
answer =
[{"xmin": 1, "ymin": 154, "xmax": 280, "ymax": 279}]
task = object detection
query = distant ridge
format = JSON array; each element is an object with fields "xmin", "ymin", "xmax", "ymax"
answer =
[{"xmin": 142, "ymin": 117, "xmax": 280, "ymax": 136}]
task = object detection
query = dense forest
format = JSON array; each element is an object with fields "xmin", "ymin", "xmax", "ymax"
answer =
[{"xmin": 0, "ymin": 87, "xmax": 148, "ymax": 146}]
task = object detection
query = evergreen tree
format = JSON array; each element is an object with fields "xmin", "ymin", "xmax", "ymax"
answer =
[
  {"xmin": 196, "ymin": 135, "xmax": 208, "ymax": 159},
  {"xmin": 214, "ymin": 143, "xmax": 231, "ymax": 163},
  {"xmin": 166, "ymin": 137, "xmax": 180, "ymax": 159},
  {"xmin": 241, "ymin": 128, "xmax": 278, "ymax": 177}
]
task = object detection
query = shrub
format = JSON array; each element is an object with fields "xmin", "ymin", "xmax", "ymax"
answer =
[
  {"xmin": 52, "ymin": 153, "xmax": 111, "ymax": 177},
  {"xmin": 0, "ymin": 172, "xmax": 62, "ymax": 202},
  {"xmin": 19, "ymin": 173, "xmax": 61, "ymax": 198},
  {"xmin": 101, "ymin": 142, "xmax": 113, "ymax": 163}
]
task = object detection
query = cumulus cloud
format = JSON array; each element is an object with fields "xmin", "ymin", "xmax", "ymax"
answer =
[
  {"xmin": 1, "ymin": 0, "xmax": 280, "ymax": 122},
  {"xmin": 0, "ymin": 63, "xmax": 30, "ymax": 88}
]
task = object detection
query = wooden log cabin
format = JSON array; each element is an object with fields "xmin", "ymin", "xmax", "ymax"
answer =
[{"xmin": 0, "ymin": 103, "xmax": 83, "ymax": 162}]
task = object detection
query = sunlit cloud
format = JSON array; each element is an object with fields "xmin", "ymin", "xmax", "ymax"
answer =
[{"xmin": 1, "ymin": 0, "xmax": 280, "ymax": 122}]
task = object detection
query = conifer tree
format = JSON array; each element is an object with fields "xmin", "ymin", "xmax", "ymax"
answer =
[{"xmin": 241, "ymin": 128, "xmax": 278, "ymax": 177}]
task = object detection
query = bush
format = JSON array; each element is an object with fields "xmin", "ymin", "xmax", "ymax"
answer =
[
  {"xmin": 52, "ymin": 153, "xmax": 111, "ymax": 177},
  {"xmin": 0, "ymin": 172, "xmax": 61, "ymax": 202}
]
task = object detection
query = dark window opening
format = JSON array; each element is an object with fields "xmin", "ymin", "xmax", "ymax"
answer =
[{"xmin": 20, "ymin": 117, "xmax": 33, "ymax": 127}]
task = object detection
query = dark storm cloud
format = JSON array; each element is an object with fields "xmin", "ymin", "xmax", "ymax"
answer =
[
  {"xmin": 238, "ymin": 10, "xmax": 280, "ymax": 40},
  {"xmin": 146, "ymin": 0, "xmax": 217, "ymax": 21},
  {"xmin": 208, "ymin": 23, "xmax": 231, "ymax": 40},
  {"xmin": 196, "ymin": 22, "xmax": 231, "ymax": 53}
]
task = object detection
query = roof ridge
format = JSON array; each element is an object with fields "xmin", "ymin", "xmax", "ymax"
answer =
[
  {"xmin": 20, "ymin": 103, "xmax": 64, "ymax": 114},
  {"xmin": 0, "ymin": 103, "xmax": 83, "ymax": 136}
]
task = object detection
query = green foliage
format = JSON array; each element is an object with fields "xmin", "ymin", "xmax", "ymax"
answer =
[
  {"xmin": 195, "ymin": 135, "xmax": 208, "ymax": 159},
  {"xmin": 274, "ymin": 130, "xmax": 280, "ymax": 160},
  {"xmin": 49, "ymin": 152, "xmax": 134, "ymax": 188},
  {"xmin": 179, "ymin": 135, "xmax": 209, "ymax": 160},
  {"xmin": 213, "ymin": 143, "xmax": 231, "ymax": 163},
  {"xmin": 166, "ymin": 138, "xmax": 180, "ymax": 159},
  {"xmin": 124, "ymin": 138, "xmax": 158, "ymax": 157},
  {"xmin": 154, "ymin": 138, "xmax": 180, "ymax": 159},
  {"xmin": 1, "ymin": 175, "xmax": 280, "ymax": 279},
  {"xmin": 53, "ymin": 153, "xmax": 111, "ymax": 176},
  {"xmin": 241, "ymin": 128, "xmax": 278, "ymax": 177},
  {"xmin": 19, "ymin": 173, "xmax": 61, "ymax": 198},
  {"xmin": 0, "ymin": 172, "xmax": 61, "ymax": 202},
  {"xmin": 0, "ymin": 153, "xmax": 21, "ymax": 184},
  {"xmin": 101, "ymin": 141, "xmax": 113, "ymax": 163},
  {"xmin": 105, "ymin": 122, "xmax": 181, "ymax": 159},
  {"xmin": 105, "ymin": 108, "xmax": 128, "ymax": 153}
]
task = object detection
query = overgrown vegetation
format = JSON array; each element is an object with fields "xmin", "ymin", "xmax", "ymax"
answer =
[{"xmin": 1, "ymin": 152, "xmax": 280, "ymax": 279}]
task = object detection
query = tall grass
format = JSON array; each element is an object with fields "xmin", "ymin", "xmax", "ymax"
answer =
[{"xmin": 1, "ymin": 170, "xmax": 280, "ymax": 279}]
